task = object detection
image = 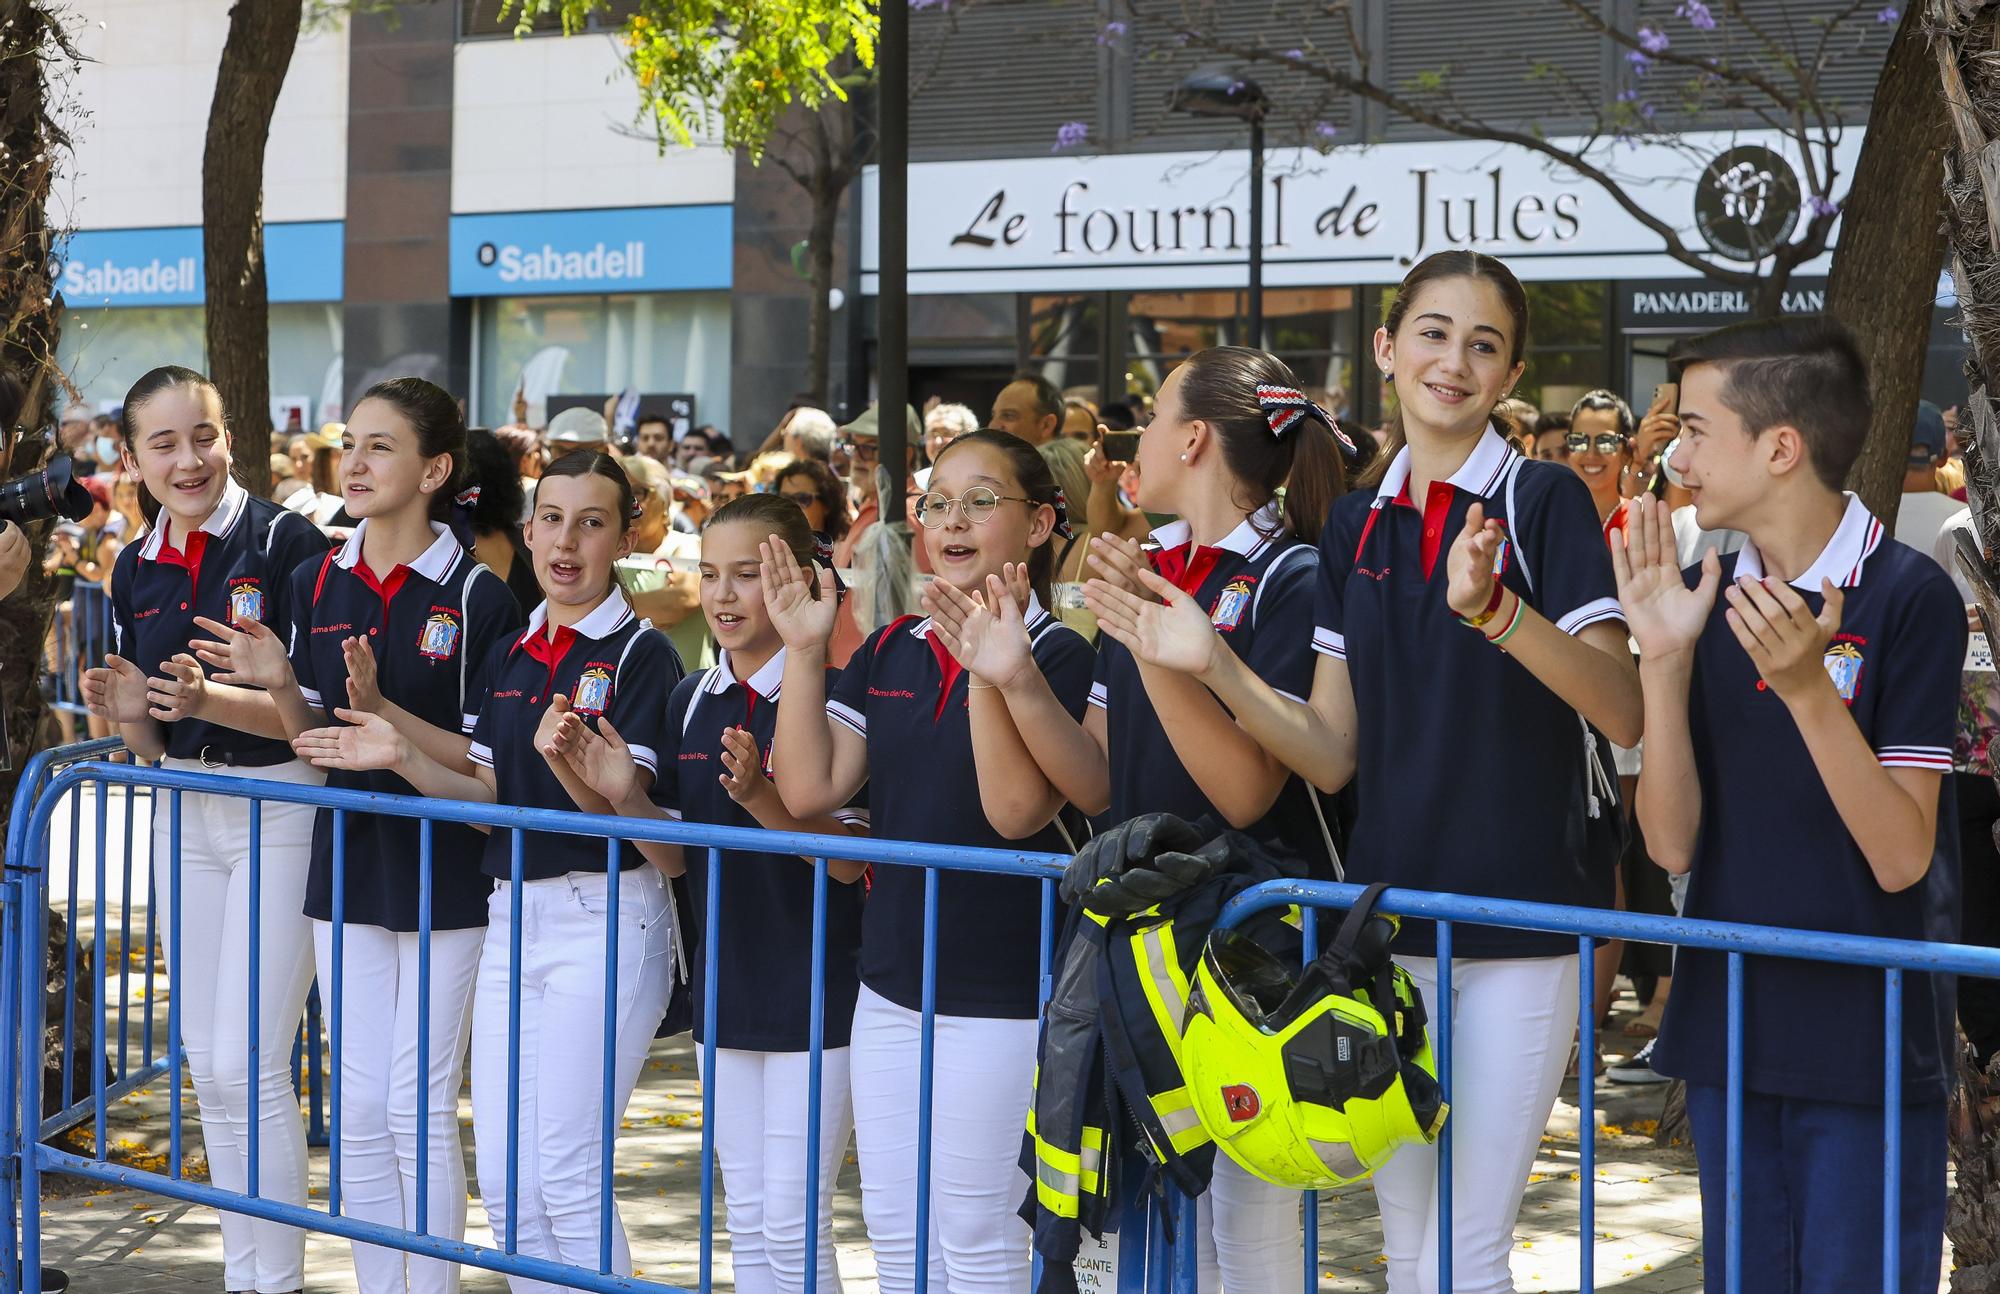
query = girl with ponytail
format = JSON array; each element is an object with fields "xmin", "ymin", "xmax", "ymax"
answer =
[
  {"xmin": 1096, "ymin": 253, "xmax": 1644, "ymax": 1292},
  {"xmin": 921, "ymin": 346, "xmax": 1356, "ymax": 1289}
]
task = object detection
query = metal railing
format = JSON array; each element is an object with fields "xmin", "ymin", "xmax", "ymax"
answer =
[{"xmin": 4, "ymin": 747, "xmax": 1992, "ymax": 1294}]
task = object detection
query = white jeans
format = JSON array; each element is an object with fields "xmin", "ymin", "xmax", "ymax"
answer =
[
  {"xmin": 154, "ymin": 757, "xmax": 321, "ymax": 1294},
  {"xmin": 1194, "ymin": 1154, "xmax": 1304, "ymax": 1292},
  {"xmin": 1372, "ymin": 955, "xmax": 1579, "ymax": 1294},
  {"xmin": 698, "ymin": 1047, "xmax": 853, "ymax": 1294},
  {"xmin": 849, "ymin": 984, "xmax": 1037, "ymax": 1294},
  {"xmin": 313, "ymin": 920, "xmax": 483, "ymax": 1294},
  {"xmin": 468, "ymin": 869, "xmax": 674, "ymax": 1294}
]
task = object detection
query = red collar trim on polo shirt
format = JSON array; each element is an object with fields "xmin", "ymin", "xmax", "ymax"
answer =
[
  {"xmin": 338, "ymin": 520, "xmax": 464, "ymax": 619},
  {"xmin": 708, "ymin": 648, "xmax": 787, "ymax": 724},
  {"xmin": 1148, "ymin": 504, "xmax": 1280, "ymax": 595},
  {"xmin": 908, "ymin": 593, "xmax": 1048, "ymax": 720},
  {"xmin": 138, "ymin": 477, "xmax": 249, "ymax": 562},
  {"xmin": 1354, "ymin": 425, "xmax": 1517, "ymax": 578},
  {"xmin": 154, "ymin": 528, "xmax": 210, "ymax": 601},
  {"xmin": 1733, "ymin": 492, "xmax": 1884, "ymax": 590}
]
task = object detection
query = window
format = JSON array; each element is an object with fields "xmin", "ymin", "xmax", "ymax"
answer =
[
  {"xmin": 458, "ymin": 0, "xmax": 640, "ymax": 40},
  {"xmin": 1518, "ymin": 280, "xmax": 1610, "ymax": 413},
  {"xmin": 1026, "ymin": 294, "xmax": 1103, "ymax": 398},
  {"xmin": 474, "ymin": 290, "xmax": 733, "ymax": 433},
  {"xmin": 1123, "ymin": 287, "xmax": 1358, "ymax": 412},
  {"xmin": 56, "ymin": 303, "xmax": 343, "ymax": 423}
]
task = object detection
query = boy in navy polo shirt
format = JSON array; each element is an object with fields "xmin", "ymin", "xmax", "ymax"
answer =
[{"xmin": 1617, "ymin": 317, "xmax": 1963, "ymax": 1293}]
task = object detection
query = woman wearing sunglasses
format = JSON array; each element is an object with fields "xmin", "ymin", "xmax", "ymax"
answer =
[
  {"xmin": 773, "ymin": 458, "xmax": 851, "ymax": 547},
  {"xmin": 1566, "ymin": 389, "xmax": 1637, "ymax": 538}
]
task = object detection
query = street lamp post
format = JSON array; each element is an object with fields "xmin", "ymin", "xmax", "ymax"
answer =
[{"xmin": 1169, "ymin": 69, "xmax": 1269, "ymax": 347}]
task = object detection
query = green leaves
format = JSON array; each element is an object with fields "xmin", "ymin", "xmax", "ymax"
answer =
[{"xmin": 513, "ymin": 0, "xmax": 877, "ymax": 159}]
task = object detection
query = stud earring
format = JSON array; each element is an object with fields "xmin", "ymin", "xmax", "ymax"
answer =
[{"xmin": 1179, "ymin": 453, "xmax": 1189, "ymax": 462}]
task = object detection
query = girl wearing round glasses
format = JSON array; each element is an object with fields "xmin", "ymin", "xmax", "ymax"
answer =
[{"xmin": 763, "ymin": 429, "xmax": 1094, "ymax": 1293}]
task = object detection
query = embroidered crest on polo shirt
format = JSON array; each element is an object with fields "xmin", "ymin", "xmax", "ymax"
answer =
[
  {"xmin": 1211, "ymin": 577, "xmax": 1254, "ymax": 631},
  {"xmin": 1824, "ymin": 640, "xmax": 1865, "ymax": 704},
  {"xmin": 228, "ymin": 577, "xmax": 265, "ymax": 624},
  {"xmin": 572, "ymin": 665, "xmax": 614, "ymax": 715},
  {"xmin": 418, "ymin": 610, "xmax": 462, "ymax": 661}
]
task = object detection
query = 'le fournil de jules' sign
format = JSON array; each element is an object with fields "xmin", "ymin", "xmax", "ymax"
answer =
[{"xmin": 862, "ymin": 130, "xmax": 1855, "ymax": 295}]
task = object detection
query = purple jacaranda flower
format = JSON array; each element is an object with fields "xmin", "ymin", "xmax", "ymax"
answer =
[
  {"xmin": 1808, "ymin": 194, "xmax": 1842, "ymax": 218},
  {"xmin": 1314, "ymin": 121, "xmax": 1339, "ymax": 141},
  {"xmin": 1877, "ymin": 6, "xmax": 1900, "ymax": 22},
  {"xmin": 1677, "ymin": 1, "xmax": 1717, "ymax": 30},
  {"xmin": 1638, "ymin": 25, "xmax": 1670, "ymax": 53},
  {"xmin": 1053, "ymin": 120, "xmax": 1089, "ymax": 152},
  {"xmin": 1096, "ymin": 20, "xmax": 1125, "ymax": 46}
]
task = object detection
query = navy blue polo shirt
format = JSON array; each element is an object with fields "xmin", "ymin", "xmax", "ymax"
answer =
[
  {"xmin": 660, "ymin": 648, "xmax": 868, "ymax": 1051},
  {"xmin": 1651, "ymin": 497, "xmax": 1964, "ymax": 1105},
  {"xmin": 827, "ymin": 597, "xmax": 1095, "ymax": 1019},
  {"xmin": 1315, "ymin": 426, "xmax": 1625, "ymax": 957},
  {"xmin": 288, "ymin": 521, "xmax": 523, "ymax": 931},
  {"xmin": 468, "ymin": 589, "xmax": 684, "ymax": 882},
  {"xmin": 1094, "ymin": 504, "xmax": 1341, "ymax": 877},
  {"xmin": 110, "ymin": 479, "xmax": 331, "ymax": 763}
]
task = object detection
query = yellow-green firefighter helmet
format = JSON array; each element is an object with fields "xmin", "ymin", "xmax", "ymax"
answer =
[{"xmin": 1179, "ymin": 892, "xmax": 1447, "ymax": 1191}]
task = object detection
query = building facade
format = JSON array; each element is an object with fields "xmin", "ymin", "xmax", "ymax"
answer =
[
  {"xmin": 48, "ymin": 0, "xmax": 1958, "ymax": 446},
  {"xmin": 54, "ymin": 0, "xmax": 740, "ymax": 439}
]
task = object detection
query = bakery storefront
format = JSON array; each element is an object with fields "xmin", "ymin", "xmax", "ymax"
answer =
[{"xmin": 860, "ymin": 129, "xmax": 1881, "ymax": 425}]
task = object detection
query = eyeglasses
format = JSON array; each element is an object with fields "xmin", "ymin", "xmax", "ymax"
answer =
[
  {"xmin": 845, "ymin": 440, "xmax": 880, "ymax": 461},
  {"xmin": 1565, "ymin": 431, "xmax": 1626, "ymax": 456},
  {"xmin": 780, "ymin": 490, "xmax": 820, "ymax": 509},
  {"xmin": 913, "ymin": 486, "xmax": 1036, "ymax": 528}
]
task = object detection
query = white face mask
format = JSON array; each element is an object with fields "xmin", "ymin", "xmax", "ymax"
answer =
[{"xmin": 93, "ymin": 437, "xmax": 118, "ymax": 464}]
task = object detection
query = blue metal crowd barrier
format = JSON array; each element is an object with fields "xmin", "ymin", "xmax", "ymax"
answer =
[
  {"xmin": 5, "ymin": 747, "xmax": 1997, "ymax": 1294},
  {"xmin": 44, "ymin": 584, "xmax": 112, "ymax": 721}
]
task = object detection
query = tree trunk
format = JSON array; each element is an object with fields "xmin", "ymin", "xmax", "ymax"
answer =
[
  {"xmin": 202, "ymin": 0, "xmax": 304, "ymax": 499},
  {"xmin": 0, "ymin": 0, "xmax": 75, "ymax": 796},
  {"xmin": 1827, "ymin": 4, "xmax": 1950, "ymax": 523},
  {"xmin": 1928, "ymin": 3, "xmax": 2000, "ymax": 1286}
]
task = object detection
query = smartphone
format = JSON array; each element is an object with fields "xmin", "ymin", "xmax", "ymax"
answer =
[
  {"xmin": 1652, "ymin": 382, "xmax": 1679, "ymax": 413},
  {"xmin": 1100, "ymin": 431, "xmax": 1141, "ymax": 463}
]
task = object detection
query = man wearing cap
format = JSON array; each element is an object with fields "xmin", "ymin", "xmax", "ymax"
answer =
[
  {"xmin": 1896, "ymin": 401, "xmax": 1962, "ymax": 555},
  {"xmin": 545, "ymin": 406, "xmax": 614, "ymax": 459}
]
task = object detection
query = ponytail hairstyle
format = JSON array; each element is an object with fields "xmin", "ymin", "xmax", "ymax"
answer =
[
  {"xmin": 1360, "ymin": 250, "xmax": 1530, "ymax": 489},
  {"xmin": 357, "ymin": 377, "xmax": 466, "ymax": 524},
  {"xmin": 1173, "ymin": 346, "xmax": 1356, "ymax": 547},
  {"xmin": 120, "ymin": 365, "xmax": 226, "ymax": 528},
  {"xmin": 462, "ymin": 427, "xmax": 528, "ymax": 535},
  {"xmin": 535, "ymin": 449, "xmax": 637, "ymax": 530},
  {"xmin": 929, "ymin": 428, "xmax": 1071, "ymax": 609}
]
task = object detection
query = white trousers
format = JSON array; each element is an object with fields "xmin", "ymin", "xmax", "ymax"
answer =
[
  {"xmin": 313, "ymin": 920, "xmax": 483, "ymax": 1294},
  {"xmin": 468, "ymin": 869, "xmax": 674, "ymax": 1294},
  {"xmin": 1193, "ymin": 1154, "xmax": 1305, "ymax": 1292},
  {"xmin": 1372, "ymin": 955, "xmax": 1579, "ymax": 1294},
  {"xmin": 154, "ymin": 757, "xmax": 321, "ymax": 1294},
  {"xmin": 698, "ymin": 1046, "xmax": 853, "ymax": 1294},
  {"xmin": 848, "ymin": 984, "xmax": 1038, "ymax": 1294}
]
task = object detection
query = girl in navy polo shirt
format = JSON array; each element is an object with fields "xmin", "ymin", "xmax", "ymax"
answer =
[
  {"xmin": 765, "ymin": 430, "xmax": 1095, "ymax": 1294},
  {"xmin": 169, "ymin": 378, "xmax": 522, "ymax": 1294},
  {"xmin": 1095, "ymin": 253, "xmax": 1644, "ymax": 1294},
  {"xmin": 80, "ymin": 365, "xmax": 331, "ymax": 1294},
  {"xmin": 295, "ymin": 451, "xmax": 682, "ymax": 1292},
  {"xmin": 922, "ymin": 347, "xmax": 1353, "ymax": 1291},
  {"xmin": 543, "ymin": 491, "xmax": 865, "ymax": 1294}
]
